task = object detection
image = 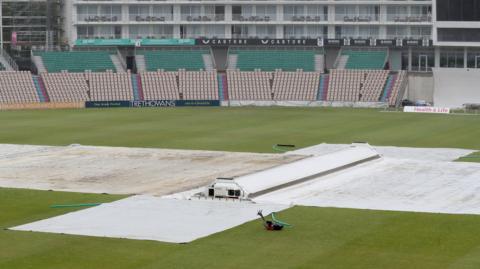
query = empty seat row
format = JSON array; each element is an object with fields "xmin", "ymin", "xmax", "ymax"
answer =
[
  {"xmin": 273, "ymin": 70, "xmax": 320, "ymax": 101},
  {"xmin": 342, "ymin": 50, "xmax": 387, "ymax": 70},
  {"xmin": 140, "ymin": 49, "xmax": 209, "ymax": 71},
  {"xmin": 87, "ymin": 71, "xmax": 134, "ymax": 101},
  {"xmin": 37, "ymin": 51, "xmax": 116, "ymax": 73},
  {"xmin": 227, "ymin": 70, "xmax": 272, "ymax": 100},
  {"xmin": 230, "ymin": 48, "xmax": 319, "ymax": 72},
  {"xmin": 388, "ymin": 71, "xmax": 407, "ymax": 106},
  {"xmin": 179, "ymin": 70, "xmax": 218, "ymax": 100},
  {"xmin": 41, "ymin": 72, "xmax": 89, "ymax": 102},
  {"xmin": 227, "ymin": 70, "xmax": 321, "ymax": 101},
  {"xmin": 327, "ymin": 69, "xmax": 389, "ymax": 102},
  {"xmin": 140, "ymin": 70, "xmax": 218, "ymax": 100},
  {"xmin": 141, "ymin": 71, "xmax": 179, "ymax": 100},
  {"xmin": 0, "ymin": 71, "xmax": 39, "ymax": 104}
]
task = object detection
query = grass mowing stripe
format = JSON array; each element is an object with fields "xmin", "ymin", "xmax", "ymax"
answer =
[
  {"xmin": 0, "ymin": 107, "xmax": 479, "ymax": 152},
  {"xmin": 2, "ymin": 188, "xmax": 480, "ymax": 269},
  {"xmin": 456, "ymin": 151, "xmax": 480, "ymax": 163}
]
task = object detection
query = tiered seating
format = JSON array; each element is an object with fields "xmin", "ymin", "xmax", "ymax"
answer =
[
  {"xmin": 140, "ymin": 71, "xmax": 179, "ymax": 100},
  {"xmin": 179, "ymin": 70, "xmax": 218, "ymax": 100},
  {"xmin": 38, "ymin": 51, "xmax": 115, "ymax": 73},
  {"xmin": 141, "ymin": 49, "xmax": 208, "ymax": 71},
  {"xmin": 328, "ymin": 70, "xmax": 392, "ymax": 102},
  {"xmin": 342, "ymin": 50, "xmax": 387, "ymax": 70},
  {"xmin": 360, "ymin": 70, "xmax": 389, "ymax": 102},
  {"xmin": 0, "ymin": 71, "xmax": 39, "ymax": 103},
  {"xmin": 230, "ymin": 48, "xmax": 317, "ymax": 71},
  {"xmin": 227, "ymin": 70, "xmax": 272, "ymax": 100},
  {"xmin": 273, "ymin": 70, "xmax": 320, "ymax": 101},
  {"xmin": 87, "ymin": 71, "xmax": 134, "ymax": 101},
  {"xmin": 42, "ymin": 72, "xmax": 89, "ymax": 102},
  {"xmin": 327, "ymin": 70, "xmax": 364, "ymax": 102},
  {"xmin": 388, "ymin": 71, "xmax": 406, "ymax": 106}
]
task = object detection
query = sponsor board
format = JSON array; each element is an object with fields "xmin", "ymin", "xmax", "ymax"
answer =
[
  {"xmin": 131, "ymin": 100, "xmax": 176, "ymax": 107},
  {"xmin": 85, "ymin": 101, "xmax": 131, "ymax": 108},
  {"xmin": 195, "ymin": 38, "xmax": 432, "ymax": 47},
  {"xmin": 85, "ymin": 100, "xmax": 220, "ymax": 108},
  {"xmin": 403, "ymin": 106, "xmax": 450, "ymax": 114},
  {"xmin": 75, "ymin": 39, "xmax": 195, "ymax": 47},
  {"xmin": 0, "ymin": 102, "xmax": 84, "ymax": 110},
  {"xmin": 74, "ymin": 38, "xmax": 432, "ymax": 48}
]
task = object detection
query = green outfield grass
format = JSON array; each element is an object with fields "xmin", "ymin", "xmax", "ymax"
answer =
[
  {"xmin": 1, "ymin": 107, "xmax": 480, "ymax": 268},
  {"xmin": 2, "ymin": 188, "xmax": 480, "ymax": 269},
  {"xmin": 0, "ymin": 107, "xmax": 479, "ymax": 152},
  {"xmin": 457, "ymin": 151, "xmax": 480, "ymax": 163}
]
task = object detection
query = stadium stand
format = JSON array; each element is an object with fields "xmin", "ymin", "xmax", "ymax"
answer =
[
  {"xmin": 36, "ymin": 51, "xmax": 116, "ymax": 73},
  {"xmin": 227, "ymin": 70, "xmax": 272, "ymax": 100},
  {"xmin": 42, "ymin": 72, "xmax": 89, "ymax": 102},
  {"xmin": 179, "ymin": 70, "xmax": 219, "ymax": 100},
  {"xmin": 32, "ymin": 75, "xmax": 49, "ymax": 102},
  {"xmin": 140, "ymin": 49, "xmax": 211, "ymax": 71},
  {"xmin": 327, "ymin": 70, "xmax": 364, "ymax": 102},
  {"xmin": 0, "ymin": 71, "xmax": 40, "ymax": 103},
  {"xmin": 140, "ymin": 71, "xmax": 179, "ymax": 100},
  {"xmin": 228, "ymin": 48, "xmax": 319, "ymax": 71},
  {"xmin": 218, "ymin": 73, "xmax": 228, "ymax": 101},
  {"xmin": 360, "ymin": 70, "xmax": 389, "ymax": 102},
  {"xmin": 273, "ymin": 70, "xmax": 320, "ymax": 101},
  {"xmin": 327, "ymin": 70, "xmax": 390, "ymax": 102},
  {"xmin": 387, "ymin": 71, "xmax": 407, "ymax": 106},
  {"xmin": 318, "ymin": 74, "xmax": 329, "ymax": 101},
  {"xmin": 341, "ymin": 49, "xmax": 387, "ymax": 70},
  {"xmin": 87, "ymin": 71, "xmax": 134, "ymax": 101}
]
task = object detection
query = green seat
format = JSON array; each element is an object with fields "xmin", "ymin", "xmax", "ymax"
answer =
[
  {"xmin": 140, "ymin": 50, "xmax": 208, "ymax": 71},
  {"xmin": 231, "ymin": 49, "xmax": 318, "ymax": 71},
  {"xmin": 38, "ymin": 51, "xmax": 115, "ymax": 73},
  {"xmin": 342, "ymin": 50, "xmax": 387, "ymax": 70}
]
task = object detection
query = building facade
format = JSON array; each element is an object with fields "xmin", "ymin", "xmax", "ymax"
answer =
[
  {"xmin": 0, "ymin": 0, "xmax": 64, "ymax": 68},
  {"xmin": 69, "ymin": 0, "xmax": 433, "ymax": 41}
]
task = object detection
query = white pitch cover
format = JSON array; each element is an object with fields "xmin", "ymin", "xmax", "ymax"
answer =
[
  {"xmin": 234, "ymin": 145, "xmax": 379, "ymax": 197},
  {"xmin": 11, "ymin": 196, "xmax": 288, "ymax": 243}
]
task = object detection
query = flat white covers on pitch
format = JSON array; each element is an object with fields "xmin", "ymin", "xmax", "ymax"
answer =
[
  {"xmin": 11, "ymin": 196, "xmax": 288, "ymax": 243},
  {"xmin": 234, "ymin": 145, "xmax": 379, "ymax": 197},
  {"xmin": 255, "ymin": 158, "xmax": 480, "ymax": 215}
]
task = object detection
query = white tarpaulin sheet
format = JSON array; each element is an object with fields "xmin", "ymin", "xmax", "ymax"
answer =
[
  {"xmin": 11, "ymin": 196, "xmax": 288, "ymax": 243},
  {"xmin": 234, "ymin": 145, "xmax": 379, "ymax": 197},
  {"xmin": 288, "ymin": 143, "xmax": 475, "ymax": 162},
  {"xmin": 254, "ymin": 158, "xmax": 480, "ymax": 215}
]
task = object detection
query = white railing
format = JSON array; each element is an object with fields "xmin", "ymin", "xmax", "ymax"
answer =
[
  {"xmin": 386, "ymin": 14, "xmax": 432, "ymax": 22},
  {"xmin": 335, "ymin": 13, "xmax": 380, "ymax": 22},
  {"xmin": 1, "ymin": 48, "xmax": 18, "ymax": 71},
  {"xmin": 116, "ymin": 49, "xmax": 127, "ymax": 71}
]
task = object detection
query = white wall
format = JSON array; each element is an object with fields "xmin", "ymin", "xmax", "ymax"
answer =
[
  {"xmin": 63, "ymin": 1, "xmax": 74, "ymax": 45},
  {"xmin": 407, "ymin": 72, "xmax": 434, "ymax": 103},
  {"xmin": 433, "ymin": 68, "xmax": 480, "ymax": 108}
]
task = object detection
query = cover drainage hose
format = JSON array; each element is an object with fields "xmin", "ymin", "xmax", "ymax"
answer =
[
  {"xmin": 50, "ymin": 203, "xmax": 102, "ymax": 208},
  {"xmin": 272, "ymin": 144, "xmax": 296, "ymax": 152}
]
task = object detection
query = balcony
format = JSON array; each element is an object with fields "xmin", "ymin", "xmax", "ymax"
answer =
[
  {"xmin": 129, "ymin": 15, "xmax": 173, "ymax": 22},
  {"xmin": 387, "ymin": 14, "xmax": 432, "ymax": 22},
  {"xmin": 182, "ymin": 14, "xmax": 224, "ymax": 22},
  {"xmin": 79, "ymin": 14, "xmax": 120, "ymax": 22},
  {"xmin": 336, "ymin": 14, "xmax": 379, "ymax": 22},
  {"xmin": 232, "ymin": 14, "xmax": 275, "ymax": 22},
  {"xmin": 284, "ymin": 15, "xmax": 327, "ymax": 22}
]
